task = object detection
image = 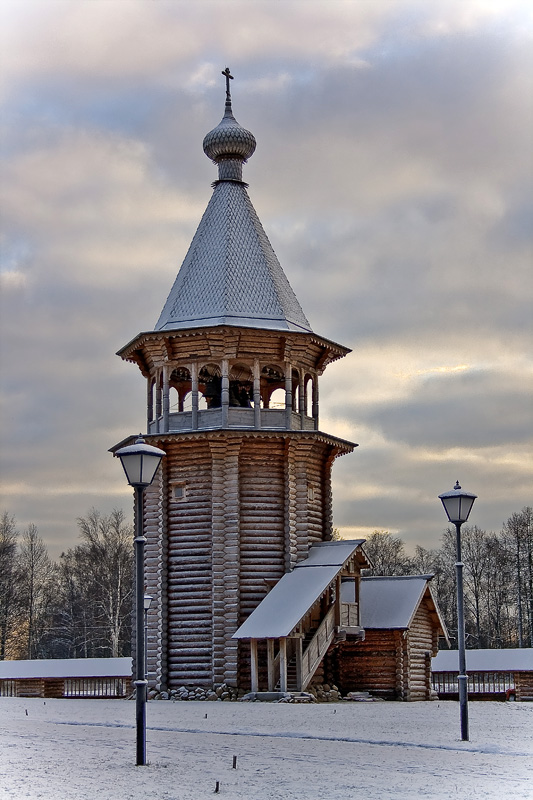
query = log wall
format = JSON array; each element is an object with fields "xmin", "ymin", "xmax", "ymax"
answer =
[
  {"xmin": 142, "ymin": 430, "xmax": 346, "ymax": 691},
  {"xmin": 516, "ymin": 672, "xmax": 533, "ymax": 701},
  {"xmin": 334, "ymin": 596, "xmax": 440, "ymax": 701},
  {"xmin": 404, "ymin": 597, "xmax": 438, "ymax": 701},
  {"xmin": 239, "ymin": 439, "xmax": 286, "ymax": 621},
  {"xmin": 336, "ymin": 630, "xmax": 401, "ymax": 699}
]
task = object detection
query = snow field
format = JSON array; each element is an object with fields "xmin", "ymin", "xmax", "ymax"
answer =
[{"xmin": 1, "ymin": 697, "xmax": 532, "ymax": 799}]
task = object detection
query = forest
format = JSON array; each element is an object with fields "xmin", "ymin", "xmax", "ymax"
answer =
[
  {"xmin": 0, "ymin": 509, "xmax": 133, "ymax": 660},
  {"xmin": 361, "ymin": 507, "xmax": 533, "ymax": 650},
  {"xmin": 0, "ymin": 506, "xmax": 531, "ymax": 660}
]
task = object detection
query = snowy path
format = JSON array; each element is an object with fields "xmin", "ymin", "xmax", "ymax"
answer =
[{"xmin": 1, "ymin": 698, "xmax": 532, "ymax": 799}]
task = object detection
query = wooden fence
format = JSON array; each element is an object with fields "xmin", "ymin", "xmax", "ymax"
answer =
[
  {"xmin": 432, "ymin": 671, "xmax": 513, "ymax": 698},
  {"xmin": 1, "ymin": 676, "xmax": 131, "ymax": 699}
]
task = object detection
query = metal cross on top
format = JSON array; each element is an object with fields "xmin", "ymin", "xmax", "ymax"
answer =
[{"xmin": 222, "ymin": 67, "xmax": 234, "ymax": 101}]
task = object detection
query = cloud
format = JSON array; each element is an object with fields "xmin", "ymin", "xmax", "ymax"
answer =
[{"xmin": 0, "ymin": 0, "xmax": 531, "ymax": 558}]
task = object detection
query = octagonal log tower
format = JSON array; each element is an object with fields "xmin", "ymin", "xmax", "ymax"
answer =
[{"xmin": 113, "ymin": 72, "xmax": 357, "ymax": 691}]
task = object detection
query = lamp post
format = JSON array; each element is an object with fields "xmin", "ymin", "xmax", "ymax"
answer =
[
  {"xmin": 438, "ymin": 480, "xmax": 477, "ymax": 741},
  {"xmin": 144, "ymin": 594, "xmax": 153, "ymax": 675},
  {"xmin": 115, "ymin": 434, "xmax": 165, "ymax": 766}
]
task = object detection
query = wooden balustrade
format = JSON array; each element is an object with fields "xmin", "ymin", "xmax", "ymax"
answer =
[{"xmin": 301, "ymin": 605, "xmax": 336, "ymax": 690}]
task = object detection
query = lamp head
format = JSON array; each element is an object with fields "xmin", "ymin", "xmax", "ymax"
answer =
[
  {"xmin": 143, "ymin": 594, "xmax": 153, "ymax": 611},
  {"xmin": 438, "ymin": 481, "xmax": 477, "ymax": 525},
  {"xmin": 115, "ymin": 434, "xmax": 165, "ymax": 488}
]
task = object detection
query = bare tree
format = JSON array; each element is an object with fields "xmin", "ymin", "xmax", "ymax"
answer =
[
  {"xmin": 460, "ymin": 526, "xmax": 491, "ymax": 648},
  {"xmin": 362, "ymin": 530, "xmax": 412, "ymax": 576},
  {"xmin": 17, "ymin": 524, "xmax": 54, "ymax": 659},
  {"xmin": 72, "ymin": 508, "xmax": 134, "ymax": 657},
  {"xmin": 503, "ymin": 507, "xmax": 533, "ymax": 647},
  {"xmin": 0, "ymin": 512, "xmax": 19, "ymax": 659}
]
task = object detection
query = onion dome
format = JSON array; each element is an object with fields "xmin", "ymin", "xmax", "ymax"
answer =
[{"xmin": 203, "ymin": 68, "xmax": 256, "ymax": 181}]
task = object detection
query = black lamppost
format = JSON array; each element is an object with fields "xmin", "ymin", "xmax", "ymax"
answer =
[
  {"xmin": 438, "ymin": 480, "xmax": 477, "ymax": 741},
  {"xmin": 115, "ymin": 435, "xmax": 165, "ymax": 766},
  {"xmin": 144, "ymin": 594, "xmax": 153, "ymax": 675}
]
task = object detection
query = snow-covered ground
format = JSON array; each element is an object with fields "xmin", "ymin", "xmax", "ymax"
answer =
[{"xmin": 1, "ymin": 697, "xmax": 532, "ymax": 799}]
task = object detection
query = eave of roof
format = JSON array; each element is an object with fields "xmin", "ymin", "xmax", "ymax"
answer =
[
  {"xmin": 109, "ymin": 429, "xmax": 358, "ymax": 456},
  {"xmin": 117, "ymin": 326, "xmax": 350, "ymax": 365}
]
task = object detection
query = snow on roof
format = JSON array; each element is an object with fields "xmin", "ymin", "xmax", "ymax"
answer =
[
  {"xmin": 432, "ymin": 648, "xmax": 533, "ymax": 673},
  {"xmin": 0, "ymin": 658, "xmax": 132, "ymax": 680},
  {"xmin": 359, "ymin": 575, "xmax": 435, "ymax": 630},
  {"xmin": 294, "ymin": 540, "xmax": 366, "ymax": 568},
  {"xmin": 233, "ymin": 540, "xmax": 365, "ymax": 639}
]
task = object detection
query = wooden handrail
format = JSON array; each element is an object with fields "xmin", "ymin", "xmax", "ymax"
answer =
[{"xmin": 301, "ymin": 605, "xmax": 336, "ymax": 690}]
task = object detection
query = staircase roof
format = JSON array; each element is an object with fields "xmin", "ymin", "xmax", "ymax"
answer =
[{"xmin": 232, "ymin": 540, "xmax": 365, "ymax": 640}]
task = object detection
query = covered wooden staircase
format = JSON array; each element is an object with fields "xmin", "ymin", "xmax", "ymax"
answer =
[{"xmin": 233, "ymin": 540, "xmax": 368, "ymax": 693}]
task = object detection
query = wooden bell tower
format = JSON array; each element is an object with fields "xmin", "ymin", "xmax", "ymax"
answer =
[{"xmin": 114, "ymin": 72, "xmax": 357, "ymax": 691}]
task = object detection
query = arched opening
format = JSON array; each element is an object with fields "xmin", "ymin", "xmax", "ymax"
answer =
[
  {"xmin": 169, "ymin": 386, "xmax": 179, "ymax": 413},
  {"xmin": 269, "ymin": 388, "xmax": 285, "ymax": 409},
  {"xmin": 182, "ymin": 391, "xmax": 207, "ymax": 411},
  {"xmin": 292, "ymin": 369, "xmax": 300, "ymax": 412},
  {"xmin": 304, "ymin": 374, "xmax": 313, "ymax": 417},
  {"xmin": 148, "ymin": 378, "xmax": 156, "ymax": 423},
  {"xmin": 260, "ymin": 364, "xmax": 284, "ymax": 408},
  {"xmin": 229, "ymin": 363, "xmax": 253, "ymax": 407},
  {"xmin": 199, "ymin": 363, "xmax": 221, "ymax": 408},
  {"xmin": 170, "ymin": 366, "xmax": 191, "ymax": 412}
]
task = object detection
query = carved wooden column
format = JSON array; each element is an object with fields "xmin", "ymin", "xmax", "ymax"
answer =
[
  {"xmin": 312, "ymin": 374, "xmax": 319, "ymax": 429},
  {"xmin": 221, "ymin": 359, "xmax": 229, "ymax": 428},
  {"xmin": 146, "ymin": 377, "xmax": 153, "ymax": 432},
  {"xmin": 284, "ymin": 362, "xmax": 292, "ymax": 430},
  {"xmin": 191, "ymin": 362, "xmax": 198, "ymax": 430},
  {"xmin": 253, "ymin": 359, "xmax": 261, "ymax": 429},
  {"xmin": 155, "ymin": 372, "xmax": 162, "ymax": 433},
  {"xmin": 298, "ymin": 369, "xmax": 305, "ymax": 429},
  {"xmin": 162, "ymin": 365, "xmax": 170, "ymax": 433}
]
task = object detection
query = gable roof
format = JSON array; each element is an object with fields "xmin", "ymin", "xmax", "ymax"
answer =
[
  {"xmin": 232, "ymin": 540, "xmax": 365, "ymax": 640},
  {"xmin": 432, "ymin": 648, "xmax": 533, "ymax": 673},
  {"xmin": 0, "ymin": 657, "xmax": 132, "ymax": 680},
  {"xmin": 359, "ymin": 575, "xmax": 446, "ymax": 633}
]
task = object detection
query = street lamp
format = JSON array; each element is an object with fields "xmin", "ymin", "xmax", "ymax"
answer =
[
  {"xmin": 144, "ymin": 594, "xmax": 153, "ymax": 676},
  {"xmin": 439, "ymin": 480, "xmax": 477, "ymax": 741},
  {"xmin": 115, "ymin": 434, "xmax": 165, "ymax": 766}
]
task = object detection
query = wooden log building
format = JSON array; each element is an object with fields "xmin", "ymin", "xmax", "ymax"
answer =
[
  {"xmin": 333, "ymin": 576, "xmax": 448, "ymax": 701},
  {"xmin": 432, "ymin": 648, "xmax": 533, "ymax": 701},
  {"xmin": 0, "ymin": 658, "xmax": 132, "ymax": 699},
  {"xmin": 112, "ymin": 72, "xmax": 447, "ymax": 699}
]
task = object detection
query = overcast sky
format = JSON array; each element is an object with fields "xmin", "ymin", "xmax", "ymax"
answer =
[{"xmin": 1, "ymin": 0, "xmax": 532, "ymax": 559}]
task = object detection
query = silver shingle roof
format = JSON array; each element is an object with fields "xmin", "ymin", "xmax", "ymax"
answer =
[
  {"xmin": 155, "ymin": 181, "xmax": 312, "ymax": 333},
  {"xmin": 155, "ymin": 83, "xmax": 312, "ymax": 334}
]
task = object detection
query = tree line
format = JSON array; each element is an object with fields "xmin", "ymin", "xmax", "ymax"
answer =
[
  {"xmin": 0, "ymin": 509, "xmax": 133, "ymax": 660},
  {"xmin": 362, "ymin": 506, "xmax": 533, "ymax": 649},
  {"xmin": 1, "ymin": 505, "xmax": 531, "ymax": 661}
]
